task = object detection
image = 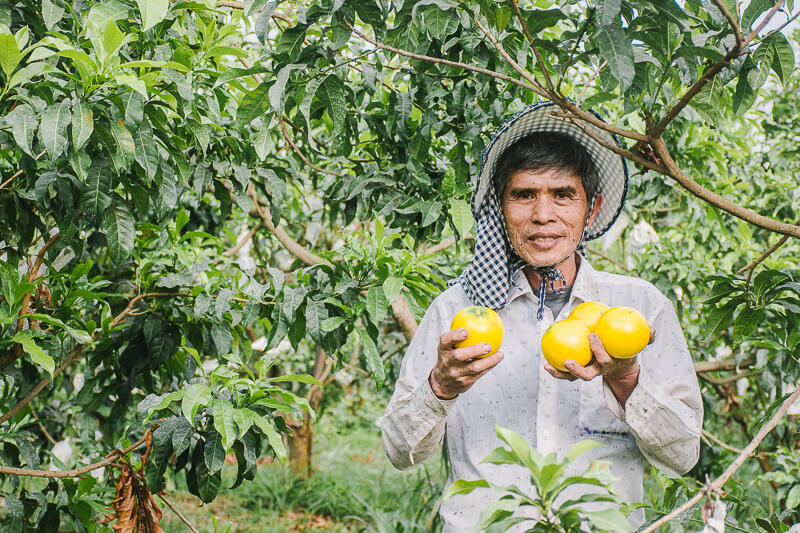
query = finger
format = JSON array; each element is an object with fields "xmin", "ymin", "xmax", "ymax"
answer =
[
  {"xmin": 564, "ymin": 359, "xmax": 600, "ymax": 381},
  {"xmin": 440, "ymin": 328, "xmax": 468, "ymax": 349},
  {"xmin": 465, "ymin": 351, "xmax": 504, "ymax": 375},
  {"xmin": 544, "ymin": 363, "xmax": 578, "ymax": 382},
  {"xmin": 588, "ymin": 333, "xmax": 613, "ymax": 365},
  {"xmin": 452, "ymin": 342, "xmax": 494, "ymax": 361},
  {"xmin": 648, "ymin": 326, "xmax": 656, "ymax": 345}
]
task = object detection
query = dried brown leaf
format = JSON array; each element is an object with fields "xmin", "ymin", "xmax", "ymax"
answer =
[{"xmin": 102, "ymin": 458, "xmax": 164, "ymax": 533}]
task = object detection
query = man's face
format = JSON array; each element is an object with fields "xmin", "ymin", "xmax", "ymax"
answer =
[{"xmin": 501, "ymin": 168, "xmax": 601, "ymax": 268}]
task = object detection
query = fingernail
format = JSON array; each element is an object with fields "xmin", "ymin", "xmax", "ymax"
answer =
[
  {"xmin": 483, "ymin": 343, "xmax": 491, "ymax": 352},
  {"xmin": 565, "ymin": 362, "xmax": 574, "ymax": 369}
]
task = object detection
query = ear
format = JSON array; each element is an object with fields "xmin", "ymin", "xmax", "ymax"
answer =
[{"xmin": 587, "ymin": 194, "xmax": 603, "ymax": 229}]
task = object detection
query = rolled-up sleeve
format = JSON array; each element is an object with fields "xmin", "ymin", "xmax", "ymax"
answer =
[{"xmin": 382, "ymin": 302, "xmax": 458, "ymax": 469}]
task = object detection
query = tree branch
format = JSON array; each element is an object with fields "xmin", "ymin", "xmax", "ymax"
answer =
[
  {"xmin": 737, "ymin": 217, "xmax": 800, "ymax": 274},
  {"xmin": 0, "ymin": 150, "xmax": 48, "ymax": 190},
  {"xmin": 651, "ymin": 137, "xmax": 800, "ymax": 238},
  {"xmin": 506, "ymin": 0, "xmax": 555, "ymax": 94},
  {"xmin": 157, "ymin": 493, "xmax": 201, "ymax": 533},
  {"xmin": 278, "ymin": 118, "xmax": 343, "ymax": 177},
  {"xmin": 344, "ymin": 19, "xmax": 542, "ymax": 95},
  {"xmin": 743, "ymin": 0, "xmax": 786, "ymax": 46},
  {"xmin": 701, "ymin": 428, "xmax": 745, "ymax": 455},
  {"xmin": 640, "ymin": 380, "xmax": 800, "ymax": 533},
  {"xmin": 694, "ymin": 357, "xmax": 753, "ymax": 373},
  {"xmin": 711, "ymin": 0, "xmax": 743, "ymax": 51},
  {"xmin": 0, "ymin": 433, "xmax": 149, "ymax": 478}
]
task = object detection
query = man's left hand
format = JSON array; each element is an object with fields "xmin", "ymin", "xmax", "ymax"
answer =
[{"xmin": 544, "ymin": 327, "xmax": 656, "ymax": 405}]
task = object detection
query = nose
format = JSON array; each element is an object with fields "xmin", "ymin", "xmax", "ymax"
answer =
[{"xmin": 529, "ymin": 196, "xmax": 558, "ymax": 224}]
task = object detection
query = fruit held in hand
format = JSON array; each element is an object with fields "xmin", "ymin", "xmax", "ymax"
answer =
[
  {"xmin": 451, "ymin": 306, "xmax": 504, "ymax": 357},
  {"xmin": 595, "ymin": 306, "xmax": 650, "ymax": 358},
  {"xmin": 568, "ymin": 301, "xmax": 610, "ymax": 333},
  {"xmin": 541, "ymin": 319, "xmax": 592, "ymax": 372}
]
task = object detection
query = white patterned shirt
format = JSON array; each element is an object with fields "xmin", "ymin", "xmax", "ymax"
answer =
[{"xmin": 382, "ymin": 258, "xmax": 703, "ymax": 531}]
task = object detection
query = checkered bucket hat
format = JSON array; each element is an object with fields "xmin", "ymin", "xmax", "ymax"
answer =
[{"xmin": 452, "ymin": 101, "xmax": 629, "ymax": 313}]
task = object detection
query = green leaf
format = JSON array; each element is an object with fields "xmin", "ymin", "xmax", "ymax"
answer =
[
  {"xmin": 194, "ymin": 445, "xmax": 222, "ymax": 503},
  {"xmin": 567, "ymin": 439, "xmax": 604, "ymax": 461},
  {"xmin": 0, "ymin": 32, "xmax": 21, "ymax": 77},
  {"xmin": 268, "ymin": 63, "xmax": 304, "ymax": 114},
  {"xmin": 172, "ymin": 417, "xmax": 194, "ymax": 457},
  {"xmin": 786, "ymin": 484, "xmax": 800, "ymax": 510},
  {"xmin": 102, "ymin": 202, "xmax": 136, "ymax": 264},
  {"xmin": 276, "ymin": 24, "xmax": 307, "ymax": 60},
  {"xmin": 741, "ymin": 0, "xmax": 773, "ymax": 30},
  {"xmin": 595, "ymin": 0, "xmax": 622, "ymax": 26},
  {"xmin": 247, "ymin": 409, "xmax": 287, "ymax": 461},
  {"xmin": 357, "ymin": 328, "xmax": 384, "ymax": 388},
  {"xmin": 421, "ymin": 5, "xmax": 458, "ymax": 40},
  {"xmin": 72, "ymin": 101, "xmax": 94, "ymax": 150},
  {"xmin": 136, "ymin": 0, "xmax": 170, "ymax": 31},
  {"xmin": 87, "ymin": 1, "xmax": 130, "ymax": 31},
  {"xmin": 733, "ymin": 307, "xmax": 763, "ymax": 339},
  {"xmin": 181, "ymin": 383, "xmax": 212, "ymax": 424},
  {"xmin": 40, "ymin": 101, "xmax": 72, "ymax": 159},
  {"xmin": 8, "ymin": 103, "xmax": 38, "ymax": 156},
  {"xmin": 594, "ymin": 24, "xmax": 635, "ymax": 91},
  {"xmin": 42, "ymin": 0, "xmax": 66, "ymax": 30},
  {"xmin": 236, "ymin": 82, "xmax": 271, "ymax": 128},
  {"xmin": 732, "ymin": 69, "xmax": 757, "ymax": 116},
  {"xmin": 704, "ymin": 304, "xmax": 735, "ymax": 341},
  {"xmin": 14, "ymin": 333, "xmax": 54, "ymax": 376},
  {"xmin": 84, "ymin": 159, "xmax": 113, "ymax": 225},
  {"xmin": 444, "ymin": 478, "xmax": 491, "ymax": 498},
  {"xmin": 449, "ymin": 198, "xmax": 474, "ymax": 238},
  {"xmin": 582, "ymin": 508, "xmax": 633, "ymax": 533},
  {"xmin": 268, "ymin": 374, "xmax": 322, "ymax": 387},
  {"xmin": 752, "ymin": 33, "xmax": 795, "ymax": 86},
  {"xmin": 382, "ymin": 276, "xmax": 403, "ymax": 304},
  {"xmin": 366, "ymin": 285, "xmax": 388, "ymax": 324},
  {"xmin": 495, "ymin": 426, "xmax": 540, "ymax": 474},
  {"xmin": 305, "ymin": 298, "xmax": 327, "ymax": 344},
  {"xmin": 133, "ymin": 120, "xmax": 160, "ymax": 184},
  {"xmin": 204, "ymin": 429, "xmax": 225, "ymax": 473},
  {"xmin": 321, "ymin": 316, "xmax": 345, "ymax": 332},
  {"xmin": 244, "ymin": 0, "xmax": 270, "ymax": 16},
  {"xmin": 317, "ymin": 75, "xmax": 347, "ymax": 136},
  {"xmin": 146, "ymin": 418, "xmax": 177, "ymax": 493},
  {"xmin": 419, "ymin": 200, "xmax": 442, "ymax": 227}
]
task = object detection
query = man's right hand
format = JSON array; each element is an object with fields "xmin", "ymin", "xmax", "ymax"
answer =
[{"xmin": 428, "ymin": 328, "xmax": 504, "ymax": 400}]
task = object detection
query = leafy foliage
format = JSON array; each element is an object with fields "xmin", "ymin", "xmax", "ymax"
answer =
[{"xmin": 445, "ymin": 426, "xmax": 633, "ymax": 533}]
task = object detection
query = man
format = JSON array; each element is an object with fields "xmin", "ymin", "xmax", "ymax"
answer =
[{"xmin": 381, "ymin": 102, "xmax": 703, "ymax": 530}]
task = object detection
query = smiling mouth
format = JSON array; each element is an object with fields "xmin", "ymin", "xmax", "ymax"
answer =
[{"xmin": 528, "ymin": 236, "xmax": 561, "ymax": 244}]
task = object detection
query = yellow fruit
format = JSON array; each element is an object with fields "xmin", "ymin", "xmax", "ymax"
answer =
[
  {"xmin": 451, "ymin": 306, "xmax": 504, "ymax": 357},
  {"xmin": 568, "ymin": 301, "xmax": 610, "ymax": 333},
  {"xmin": 541, "ymin": 319, "xmax": 593, "ymax": 372},
  {"xmin": 595, "ymin": 306, "xmax": 650, "ymax": 358}
]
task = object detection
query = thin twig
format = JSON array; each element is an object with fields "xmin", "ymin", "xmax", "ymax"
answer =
[
  {"xmin": 224, "ymin": 223, "xmax": 263, "ymax": 258},
  {"xmin": 640, "ymin": 381, "xmax": 800, "ymax": 533},
  {"xmin": 0, "ymin": 434, "xmax": 148, "ymax": 478},
  {"xmin": 576, "ymin": 61, "xmax": 607, "ymax": 107},
  {"xmin": 711, "ymin": 0, "xmax": 743, "ymax": 51},
  {"xmin": 586, "ymin": 247, "xmax": 630, "ymax": 272},
  {"xmin": 698, "ymin": 369, "xmax": 762, "ymax": 385},
  {"xmin": 31, "ymin": 410, "xmax": 58, "ymax": 446},
  {"xmin": 701, "ymin": 429, "xmax": 745, "ymax": 455},
  {"xmin": 344, "ymin": 19, "xmax": 542, "ymax": 96},
  {"xmin": 694, "ymin": 357, "xmax": 754, "ymax": 373},
  {"xmin": 278, "ymin": 118, "xmax": 343, "ymax": 177},
  {"xmin": 0, "ymin": 150, "xmax": 48, "ymax": 190},
  {"xmin": 157, "ymin": 493, "xmax": 201, "ymax": 533},
  {"xmin": 743, "ymin": 0, "xmax": 786, "ymax": 46},
  {"xmin": 737, "ymin": 217, "xmax": 800, "ymax": 274},
  {"xmin": 507, "ymin": 0, "xmax": 556, "ymax": 93}
]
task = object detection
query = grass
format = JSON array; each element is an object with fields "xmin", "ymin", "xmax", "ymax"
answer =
[{"xmin": 160, "ymin": 420, "xmax": 446, "ymax": 533}]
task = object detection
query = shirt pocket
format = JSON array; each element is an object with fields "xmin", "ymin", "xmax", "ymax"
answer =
[{"xmin": 578, "ymin": 378, "xmax": 631, "ymax": 438}]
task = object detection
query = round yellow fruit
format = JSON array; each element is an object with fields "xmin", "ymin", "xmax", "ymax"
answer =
[
  {"xmin": 451, "ymin": 306, "xmax": 504, "ymax": 357},
  {"xmin": 541, "ymin": 319, "xmax": 593, "ymax": 372},
  {"xmin": 594, "ymin": 306, "xmax": 650, "ymax": 358},
  {"xmin": 568, "ymin": 301, "xmax": 610, "ymax": 333}
]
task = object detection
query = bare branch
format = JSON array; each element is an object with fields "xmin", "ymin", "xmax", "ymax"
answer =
[
  {"xmin": 652, "ymin": 138, "xmax": 800, "ymax": 238},
  {"xmin": 737, "ymin": 217, "xmax": 800, "ymax": 274},
  {"xmin": 576, "ymin": 61, "xmax": 607, "ymax": 107},
  {"xmin": 640, "ymin": 380, "xmax": 800, "ymax": 533},
  {"xmin": 743, "ymin": 0, "xmax": 786, "ymax": 46},
  {"xmin": 698, "ymin": 369, "xmax": 762, "ymax": 385},
  {"xmin": 0, "ymin": 150, "xmax": 48, "ymax": 190},
  {"xmin": 711, "ymin": 0, "xmax": 743, "ymax": 50},
  {"xmin": 694, "ymin": 357, "xmax": 754, "ymax": 373},
  {"xmin": 586, "ymin": 247, "xmax": 630, "ymax": 272},
  {"xmin": 344, "ymin": 19, "xmax": 542, "ymax": 95},
  {"xmin": 701, "ymin": 428, "xmax": 745, "ymax": 455},
  {"xmin": 0, "ymin": 434, "xmax": 148, "ymax": 478},
  {"xmin": 278, "ymin": 118, "xmax": 343, "ymax": 177},
  {"xmin": 506, "ymin": 0, "xmax": 555, "ymax": 93},
  {"xmin": 224, "ymin": 223, "xmax": 262, "ymax": 258},
  {"xmin": 157, "ymin": 493, "xmax": 201, "ymax": 533}
]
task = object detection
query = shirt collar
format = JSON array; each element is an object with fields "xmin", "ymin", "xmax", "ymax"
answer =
[{"xmin": 506, "ymin": 255, "xmax": 603, "ymax": 307}]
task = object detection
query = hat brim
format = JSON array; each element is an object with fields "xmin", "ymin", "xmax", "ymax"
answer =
[{"xmin": 473, "ymin": 102, "xmax": 628, "ymax": 241}]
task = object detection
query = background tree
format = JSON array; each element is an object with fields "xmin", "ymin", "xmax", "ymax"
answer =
[{"xmin": 0, "ymin": 0, "xmax": 799, "ymax": 531}]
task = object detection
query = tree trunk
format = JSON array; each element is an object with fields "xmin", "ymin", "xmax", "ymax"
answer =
[{"xmin": 285, "ymin": 346, "xmax": 330, "ymax": 476}]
